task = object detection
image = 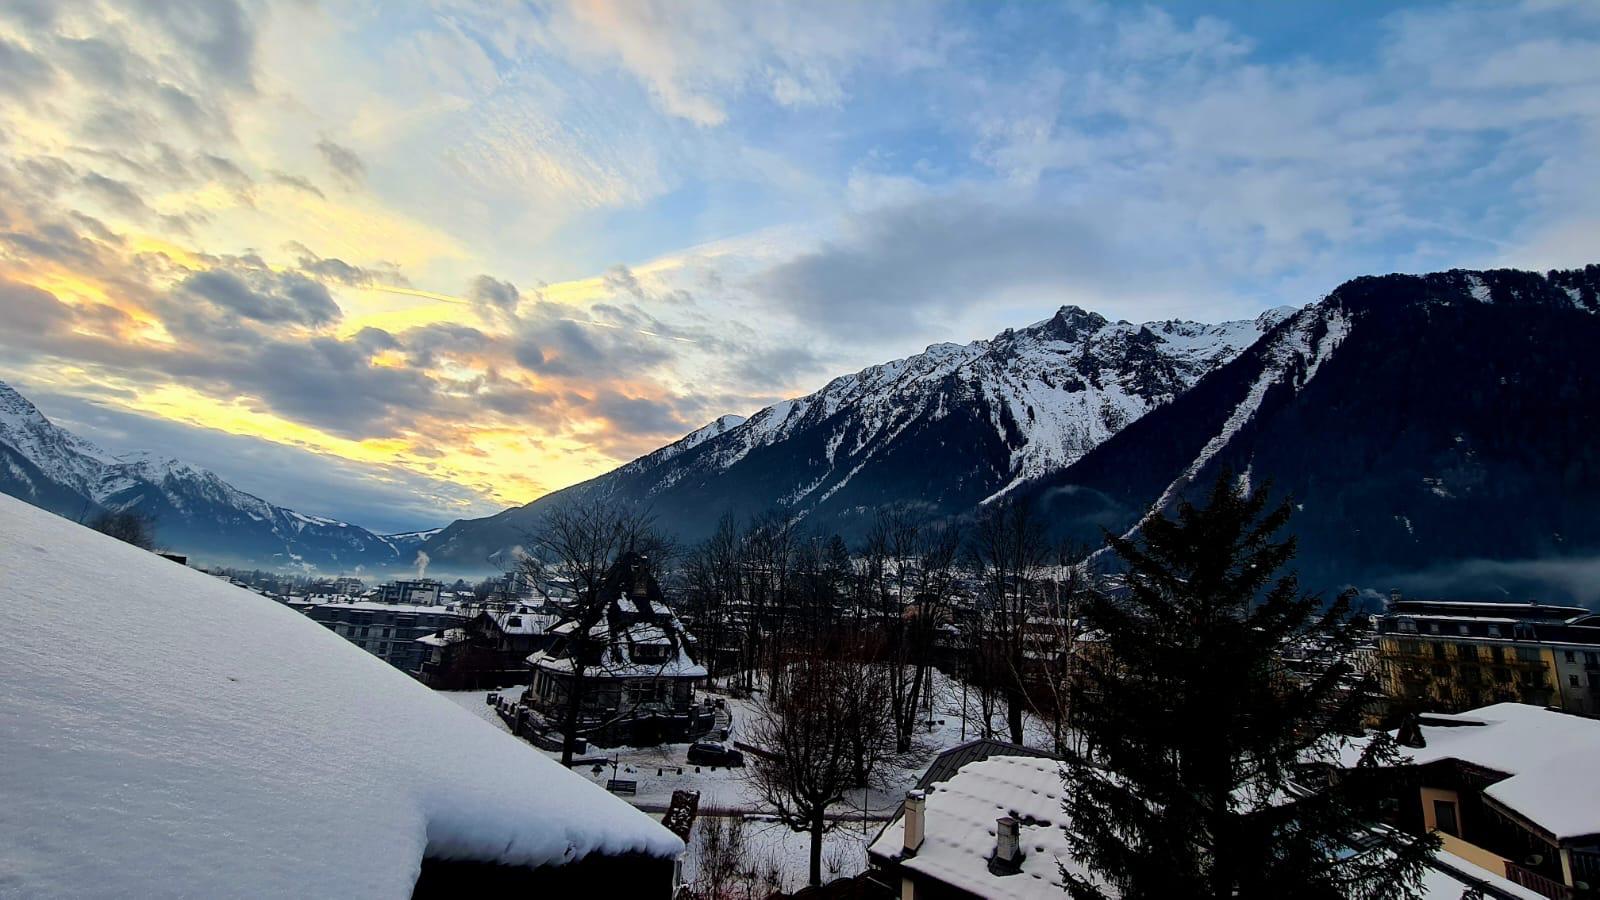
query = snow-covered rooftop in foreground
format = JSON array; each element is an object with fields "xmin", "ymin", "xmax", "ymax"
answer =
[
  {"xmin": 0, "ymin": 494, "xmax": 681, "ymax": 899},
  {"xmin": 1399, "ymin": 703, "xmax": 1600, "ymax": 841},
  {"xmin": 870, "ymin": 755, "xmax": 1094, "ymax": 898}
]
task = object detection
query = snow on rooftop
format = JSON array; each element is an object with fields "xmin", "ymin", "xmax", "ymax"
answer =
[
  {"xmin": 1419, "ymin": 850, "xmax": 1545, "ymax": 900},
  {"xmin": 1401, "ymin": 703, "xmax": 1600, "ymax": 840},
  {"xmin": 0, "ymin": 494, "xmax": 681, "ymax": 899},
  {"xmin": 869, "ymin": 755, "xmax": 1095, "ymax": 898}
]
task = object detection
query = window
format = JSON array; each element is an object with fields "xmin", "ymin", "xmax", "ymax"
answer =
[
  {"xmin": 507, "ymin": 616, "xmax": 523, "ymax": 628},
  {"xmin": 1487, "ymin": 624, "xmax": 1502, "ymax": 638},
  {"xmin": 1433, "ymin": 643, "xmax": 1447, "ymax": 660},
  {"xmin": 1491, "ymin": 646, "xmax": 1505, "ymax": 663},
  {"xmin": 1433, "ymin": 800, "xmax": 1459, "ymax": 836},
  {"xmin": 1494, "ymin": 668, "xmax": 1511, "ymax": 684},
  {"xmin": 1567, "ymin": 650, "xmax": 1577, "ymax": 663},
  {"xmin": 1428, "ymin": 623, "xmax": 1441, "ymax": 634},
  {"xmin": 1588, "ymin": 652, "xmax": 1599, "ymax": 666},
  {"xmin": 1397, "ymin": 618, "xmax": 1418, "ymax": 634},
  {"xmin": 1458, "ymin": 624, "xmax": 1470, "ymax": 636},
  {"xmin": 1571, "ymin": 675, "xmax": 1581, "ymax": 688}
]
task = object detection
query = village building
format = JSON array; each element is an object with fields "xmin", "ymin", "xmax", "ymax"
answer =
[
  {"xmin": 523, "ymin": 554, "xmax": 713, "ymax": 747},
  {"xmin": 298, "ymin": 599, "xmax": 465, "ymax": 674},
  {"xmin": 867, "ymin": 738, "xmax": 1550, "ymax": 900},
  {"xmin": 376, "ymin": 577, "xmax": 445, "ymax": 606},
  {"xmin": 1386, "ymin": 703, "xmax": 1600, "ymax": 900},
  {"xmin": 417, "ymin": 602, "xmax": 564, "ymax": 690},
  {"xmin": 1374, "ymin": 597, "xmax": 1600, "ymax": 717},
  {"xmin": 0, "ymin": 492, "xmax": 683, "ymax": 899}
]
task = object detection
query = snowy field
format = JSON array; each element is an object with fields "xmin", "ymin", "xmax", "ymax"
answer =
[
  {"xmin": 680, "ymin": 815, "xmax": 880, "ymax": 894},
  {"xmin": 438, "ymin": 669, "xmax": 1059, "ymax": 888},
  {"xmin": 440, "ymin": 671, "xmax": 1057, "ymax": 814}
]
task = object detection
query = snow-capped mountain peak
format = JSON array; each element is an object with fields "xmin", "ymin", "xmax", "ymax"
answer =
[
  {"xmin": 422, "ymin": 303, "xmax": 1290, "ymax": 562},
  {"xmin": 0, "ymin": 378, "xmax": 428, "ymax": 569}
]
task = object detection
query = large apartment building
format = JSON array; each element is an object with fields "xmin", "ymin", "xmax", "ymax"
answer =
[
  {"xmin": 1375, "ymin": 597, "xmax": 1600, "ymax": 717},
  {"xmin": 298, "ymin": 600, "xmax": 466, "ymax": 674}
]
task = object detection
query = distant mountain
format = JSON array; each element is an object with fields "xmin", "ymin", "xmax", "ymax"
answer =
[
  {"xmin": 1017, "ymin": 265, "xmax": 1600, "ymax": 602},
  {"xmin": 422, "ymin": 306, "xmax": 1287, "ymax": 566},
  {"xmin": 0, "ymin": 380, "xmax": 425, "ymax": 570}
]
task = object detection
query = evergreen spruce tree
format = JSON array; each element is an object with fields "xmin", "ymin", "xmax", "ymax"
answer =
[{"xmin": 1061, "ymin": 472, "xmax": 1437, "ymax": 899}]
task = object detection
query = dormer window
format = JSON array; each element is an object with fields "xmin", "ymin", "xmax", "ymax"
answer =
[{"xmin": 507, "ymin": 616, "xmax": 523, "ymax": 628}]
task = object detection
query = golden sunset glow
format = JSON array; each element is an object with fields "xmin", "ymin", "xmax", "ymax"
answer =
[{"xmin": 2, "ymin": 0, "xmax": 1593, "ymax": 537}]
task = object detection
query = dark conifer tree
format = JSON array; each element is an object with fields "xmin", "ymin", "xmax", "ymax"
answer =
[{"xmin": 1061, "ymin": 472, "xmax": 1436, "ymax": 899}]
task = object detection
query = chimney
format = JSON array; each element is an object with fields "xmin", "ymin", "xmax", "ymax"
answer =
[
  {"xmin": 989, "ymin": 816, "xmax": 1024, "ymax": 875},
  {"xmin": 902, "ymin": 790, "xmax": 926, "ymax": 856}
]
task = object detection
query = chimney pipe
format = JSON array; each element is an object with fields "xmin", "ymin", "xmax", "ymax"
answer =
[
  {"xmin": 989, "ymin": 816, "xmax": 1024, "ymax": 875},
  {"xmin": 903, "ymin": 790, "xmax": 926, "ymax": 856}
]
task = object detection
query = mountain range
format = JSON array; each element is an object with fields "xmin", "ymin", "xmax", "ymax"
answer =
[
  {"xmin": 421, "ymin": 305, "xmax": 1288, "ymax": 567},
  {"xmin": 3, "ymin": 264, "xmax": 1598, "ymax": 601},
  {"xmin": 0, "ymin": 380, "xmax": 432, "ymax": 571},
  {"xmin": 1016, "ymin": 265, "xmax": 1600, "ymax": 602}
]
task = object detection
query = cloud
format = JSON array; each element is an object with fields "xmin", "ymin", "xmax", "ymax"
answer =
[
  {"xmin": 757, "ymin": 188, "xmax": 1133, "ymax": 339},
  {"xmin": 316, "ymin": 138, "xmax": 366, "ymax": 185},
  {"xmin": 1389, "ymin": 555, "xmax": 1600, "ymax": 608},
  {"xmin": 529, "ymin": 0, "xmax": 952, "ymax": 126},
  {"xmin": 176, "ymin": 268, "xmax": 342, "ymax": 328},
  {"xmin": 0, "ymin": 35, "xmax": 55, "ymax": 101},
  {"xmin": 466, "ymin": 274, "xmax": 521, "ymax": 323},
  {"xmin": 127, "ymin": 0, "xmax": 258, "ymax": 91},
  {"xmin": 268, "ymin": 171, "xmax": 326, "ymax": 199}
]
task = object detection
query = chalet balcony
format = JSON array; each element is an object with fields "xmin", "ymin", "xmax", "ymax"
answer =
[{"xmin": 1505, "ymin": 862, "xmax": 1576, "ymax": 900}]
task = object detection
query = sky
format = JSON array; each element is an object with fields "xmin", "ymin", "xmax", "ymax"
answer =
[{"xmin": 0, "ymin": 0, "xmax": 1597, "ymax": 534}]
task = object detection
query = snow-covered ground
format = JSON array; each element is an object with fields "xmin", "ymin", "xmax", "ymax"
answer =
[
  {"xmin": 441, "ymin": 670, "xmax": 1057, "ymax": 816},
  {"xmin": 438, "ymin": 668, "xmax": 1060, "ymax": 888},
  {"xmin": 680, "ymin": 815, "xmax": 880, "ymax": 894}
]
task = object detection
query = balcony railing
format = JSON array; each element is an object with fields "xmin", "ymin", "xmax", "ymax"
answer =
[{"xmin": 1506, "ymin": 861, "xmax": 1575, "ymax": 900}]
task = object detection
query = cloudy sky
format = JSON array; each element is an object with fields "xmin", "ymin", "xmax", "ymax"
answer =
[{"xmin": 0, "ymin": 0, "xmax": 1596, "ymax": 533}]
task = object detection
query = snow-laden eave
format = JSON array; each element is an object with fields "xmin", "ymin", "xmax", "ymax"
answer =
[{"xmin": 0, "ymin": 495, "xmax": 682, "ymax": 899}]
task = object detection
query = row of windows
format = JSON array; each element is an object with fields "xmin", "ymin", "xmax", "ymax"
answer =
[
  {"xmin": 1393, "ymin": 618, "xmax": 1537, "ymax": 640},
  {"xmin": 1392, "ymin": 639, "xmax": 1600, "ymax": 668}
]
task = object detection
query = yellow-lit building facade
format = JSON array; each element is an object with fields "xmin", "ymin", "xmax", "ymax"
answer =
[{"xmin": 1375, "ymin": 598, "xmax": 1600, "ymax": 718}]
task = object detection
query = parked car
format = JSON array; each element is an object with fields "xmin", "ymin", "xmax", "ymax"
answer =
[{"xmin": 686, "ymin": 740, "xmax": 744, "ymax": 767}]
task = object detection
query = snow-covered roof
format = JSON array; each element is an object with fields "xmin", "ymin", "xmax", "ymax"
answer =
[
  {"xmin": 416, "ymin": 628, "xmax": 469, "ymax": 647},
  {"xmin": 306, "ymin": 599, "xmax": 466, "ymax": 614},
  {"xmin": 1419, "ymin": 849, "xmax": 1544, "ymax": 900},
  {"xmin": 0, "ymin": 494, "xmax": 681, "ymax": 898},
  {"xmin": 869, "ymin": 755, "xmax": 1096, "ymax": 898},
  {"xmin": 491, "ymin": 609, "xmax": 560, "ymax": 635},
  {"xmin": 1398, "ymin": 703, "xmax": 1600, "ymax": 840}
]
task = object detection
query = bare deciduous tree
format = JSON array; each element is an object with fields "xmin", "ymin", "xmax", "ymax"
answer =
[
  {"xmin": 746, "ymin": 643, "xmax": 894, "ymax": 887},
  {"xmin": 89, "ymin": 509, "xmax": 156, "ymax": 551},
  {"xmin": 967, "ymin": 498, "xmax": 1051, "ymax": 744}
]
